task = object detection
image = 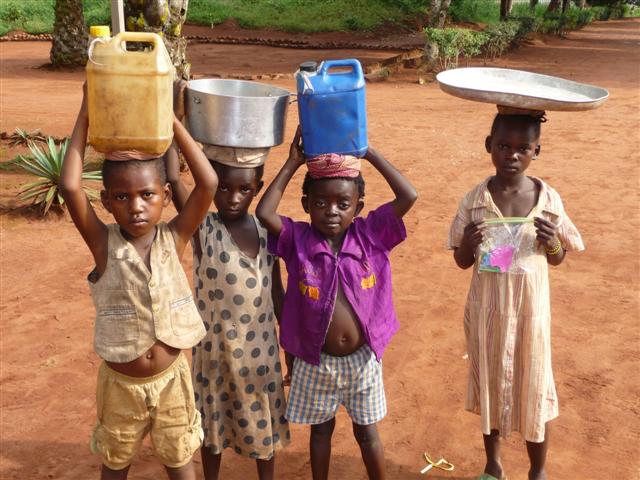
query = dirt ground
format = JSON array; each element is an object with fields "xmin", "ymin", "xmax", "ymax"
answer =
[{"xmin": 1, "ymin": 19, "xmax": 639, "ymax": 480}]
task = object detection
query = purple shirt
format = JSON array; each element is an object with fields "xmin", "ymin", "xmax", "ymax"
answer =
[{"xmin": 268, "ymin": 202, "xmax": 406, "ymax": 365}]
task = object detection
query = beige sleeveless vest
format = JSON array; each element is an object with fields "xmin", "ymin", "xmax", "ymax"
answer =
[{"xmin": 89, "ymin": 222, "xmax": 205, "ymax": 362}]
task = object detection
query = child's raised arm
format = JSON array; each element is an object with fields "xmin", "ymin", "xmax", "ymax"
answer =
[
  {"xmin": 256, "ymin": 126, "xmax": 304, "ymax": 237},
  {"xmin": 167, "ymin": 118, "xmax": 218, "ymax": 256},
  {"xmin": 60, "ymin": 85, "xmax": 109, "ymax": 272},
  {"xmin": 363, "ymin": 147, "xmax": 417, "ymax": 218},
  {"xmin": 163, "ymin": 81, "xmax": 192, "ymax": 214},
  {"xmin": 164, "ymin": 141, "xmax": 190, "ymax": 212}
]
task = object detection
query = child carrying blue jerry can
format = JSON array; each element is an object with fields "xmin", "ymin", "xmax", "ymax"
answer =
[{"xmin": 296, "ymin": 59, "xmax": 368, "ymax": 158}]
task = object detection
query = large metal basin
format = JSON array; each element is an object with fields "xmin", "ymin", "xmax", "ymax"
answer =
[
  {"xmin": 436, "ymin": 67, "xmax": 608, "ymax": 111},
  {"xmin": 186, "ymin": 79, "xmax": 290, "ymax": 148}
]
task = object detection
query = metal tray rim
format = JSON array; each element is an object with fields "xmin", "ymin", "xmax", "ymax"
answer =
[{"xmin": 436, "ymin": 67, "xmax": 609, "ymax": 111}]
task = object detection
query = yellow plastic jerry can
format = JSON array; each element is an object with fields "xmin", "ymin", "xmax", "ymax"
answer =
[{"xmin": 86, "ymin": 32, "xmax": 174, "ymax": 155}]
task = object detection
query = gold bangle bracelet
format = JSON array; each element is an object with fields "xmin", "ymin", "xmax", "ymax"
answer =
[{"xmin": 545, "ymin": 242, "xmax": 562, "ymax": 256}]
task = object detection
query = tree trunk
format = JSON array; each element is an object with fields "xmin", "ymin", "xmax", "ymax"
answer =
[
  {"xmin": 547, "ymin": 0, "xmax": 561, "ymax": 12},
  {"xmin": 578, "ymin": 0, "xmax": 587, "ymax": 8},
  {"xmin": 124, "ymin": 0, "xmax": 190, "ymax": 80},
  {"xmin": 50, "ymin": 0, "xmax": 89, "ymax": 67},
  {"xmin": 428, "ymin": 0, "xmax": 452, "ymax": 28},
  {"xmin": 438, "ymin": 0, "xmax": 451, "ymax": 28},
  {"xmin": 562, "ymin": 0, "xmax": 571, "ymax": 12},
  {"xmin": 530, "ymin": 0, "xmax": 539, "ymax": 9},
  {"xmin": 500, "ymin": 0, "xmax": 514, "ymax": 20}
]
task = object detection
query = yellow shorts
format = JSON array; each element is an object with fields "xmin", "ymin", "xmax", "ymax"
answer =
[{"xmin": 90, "ymin": 352, "xmax": 203, "ymax": 470}]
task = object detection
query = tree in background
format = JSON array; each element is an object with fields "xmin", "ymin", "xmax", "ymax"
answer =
[
  {"xmin": 124, "ymin": 0, "xmax": 190, "ymax": 79},
  {"xmin": 500, "ymin": 0, "xmax": 514, "ymax": 20},
  {"xmin": 428, "ymin": 0, "xmax": 452, "ymax": 28},
  {"xmin": 50, "ymin": 0, "xmax": 89, "ymax": 67},
  {"xmin": 547, "ymin": 0, "xmax": 572, "ymax": 12}
]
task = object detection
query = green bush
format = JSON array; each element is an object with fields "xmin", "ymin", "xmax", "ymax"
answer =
[
  {"xmin": 625, "ymin": 5, "xmax": 640, "ymax": 17},
  {"xmin": 424, "ymin": 27, "xmax": 488, "ymax": 70},
  {"xmin": 510, "ymin": 15, "xmax": 542, "ymax": 41},
  {"xmin": 482, "ymin": 20, "xmax": 519, "ymax": 59}
]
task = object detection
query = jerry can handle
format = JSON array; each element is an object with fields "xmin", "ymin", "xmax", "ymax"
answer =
[
  {"xmin": 319, "ymin": 59, "xmax": 363, "ymax": 77},
  {"xmin": 114, "ymin": 31, "xmax": 161, "ymax": 51}
]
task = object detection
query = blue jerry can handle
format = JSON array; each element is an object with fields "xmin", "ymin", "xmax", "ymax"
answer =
[{"xmin": 319, "ymin": 59, "xmax": 363, "ymax": 78}]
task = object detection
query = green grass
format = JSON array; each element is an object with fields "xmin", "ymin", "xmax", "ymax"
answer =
[
  {"xmin": 1, "ymin": 0, "xmax": 428, "ymax": 36},
  {"xmin": 187, "ymin": 0, "xmax": 428, "ymax": 32},
  {"xmin": 449, "ymin": 0, "xmax": 501, "ymax": 24},
  {"xmin": 1, "ymin": 0, "xmax": 637, "ymax": 37}
]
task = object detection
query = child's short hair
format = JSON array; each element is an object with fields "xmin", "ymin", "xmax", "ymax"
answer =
[
  {"xmin": 490, "ymin": 114, "xmax": 545, "ymax": 139},
  {"xmin": 102, "ymin": 158, "xmax": 166, "ymax": 188},
  {"xmin": 302, "ymin": 172, "xmax": 365, "ymax": 198},
  {"xmin": 209, "ymin": 160, "xmax": 264, "ymax": 183}
]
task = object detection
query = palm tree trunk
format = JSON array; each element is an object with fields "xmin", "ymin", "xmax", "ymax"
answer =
[
  {"xmin": 50, "ymin": 0, "xmax": 89, "ymax": 67},
  {"xmin": 124, "ymin": 0, "xmax": 190, "ymax": 80}
]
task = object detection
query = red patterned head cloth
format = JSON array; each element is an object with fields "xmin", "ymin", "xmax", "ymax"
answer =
[
  {"xmin": 104, "ymin": 150, "xmax": 161, "ymax": 161},
  {"xmin": 306, "ymin": 153, "xmax": 361, "ymax": 179}
]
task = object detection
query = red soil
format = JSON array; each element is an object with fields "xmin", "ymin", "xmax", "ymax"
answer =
[{"xmin": 1, "ymin": 19, "xmax": 639, "ymax": 480}]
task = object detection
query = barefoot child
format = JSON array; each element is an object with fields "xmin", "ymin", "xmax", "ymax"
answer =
[
  {"xmin": 60, "ymin": 86, "xmax": 218, "ymax": 479},
  {"xmin": 448, "ymin": 110, "xmax": 584, "ymax": 480},
  {"xmin": 256, "ymin": 128, "xmax": 417, "ymax": 480},
  {"xmin": 165, "ymin": 143, "xmax": 290, "ymax": 480}
]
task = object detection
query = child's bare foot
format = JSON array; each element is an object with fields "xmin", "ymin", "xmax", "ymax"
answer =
[
  {"xmin": 528, "ymin": 468, "xmax": 547, "ymax": 480},
  {"xmin": 484, "ymin": 460, "xmax": 504, "ymax": 479}
]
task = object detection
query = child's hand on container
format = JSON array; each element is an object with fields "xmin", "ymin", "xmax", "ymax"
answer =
[
  {"xmin": 363, "ymin": 146, "xmax": 381, "ymax": 162},
  {"xmin": 462, "ymin": 220, "xmax": 485, "ymax": 250},
  {"xmin": 286, "ymin": 126, "xmax": 304, "ymax": 168},
  {"xmin": 172, "ymin": 79, "xmax": 188, "ymax": 121}
]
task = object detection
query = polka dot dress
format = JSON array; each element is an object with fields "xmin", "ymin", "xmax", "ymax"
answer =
[{"xmin": 192, "ymin": 213, "xmax": 290, "ymax": 460}]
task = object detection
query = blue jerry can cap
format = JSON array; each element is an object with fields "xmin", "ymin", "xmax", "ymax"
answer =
[{"xmin": 299, "ymin": 61, "xmax": 318, "ymax": 72}]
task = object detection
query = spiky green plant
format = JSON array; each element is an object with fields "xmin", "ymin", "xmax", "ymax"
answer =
[
  {"xmin": 16, "ymin": 138, "xmax": 102, "ymax": 215},
  {"xmin": 8, "ymin": 127, "xmax": 47, "ymax": 147}
]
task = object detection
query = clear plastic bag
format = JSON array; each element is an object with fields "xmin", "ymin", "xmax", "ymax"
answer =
[{"xmin": 478, "ymin": 217, "xmax": 536, "ymax": 274}]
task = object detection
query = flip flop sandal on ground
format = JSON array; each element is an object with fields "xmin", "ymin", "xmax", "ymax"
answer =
[{"xmin": 477, "ymin": 474, "xmax": 508, "ymax": 480}]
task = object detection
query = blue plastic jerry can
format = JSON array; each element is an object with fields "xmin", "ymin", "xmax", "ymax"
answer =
[{"xmin": 295, "ymin": 59, "xmax": 368, "ymax": 158}]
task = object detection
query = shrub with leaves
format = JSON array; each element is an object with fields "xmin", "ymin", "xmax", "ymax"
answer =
[
  {"xmin": 511, "ymin": 15, "xmax": 542, "ymax": 42},
  {"xmin": 15, "ymin": 138, "xmax": 102, "ymax": 215},
  {"xmin": 424, "ymin": 27, "xmax": 488, "ymax": 71},
  {"xmin": 482, "ymin": 20, "xmax": 520, "ymax": 60}
]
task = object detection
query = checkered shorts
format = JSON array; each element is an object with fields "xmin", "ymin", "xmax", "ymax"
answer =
[{"xmin": 286, "ymin": 344, "xmax": 386, "ymax": 426}]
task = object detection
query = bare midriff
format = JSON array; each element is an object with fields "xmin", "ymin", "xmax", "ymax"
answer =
[
  {"xmin": 322, "ymin": 283, "xmax": 365, "ymax": 357},
  {"xmin": 106, "ymin": 341, "xmax": 180, "ymax": 377}
]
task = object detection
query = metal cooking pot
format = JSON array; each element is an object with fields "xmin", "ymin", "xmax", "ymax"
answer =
[{"xmin": 186, "ymin": 79, "xmax": 290, "ymax": 148}]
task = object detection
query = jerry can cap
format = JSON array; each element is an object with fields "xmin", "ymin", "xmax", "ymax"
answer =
[
  {"xmin": 299, "ymin": 61, "xmax": 318, "ymax": 72},
  {"xmin": 90, "ymin": 25, "xmax": 110, "ymax": 37}
]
